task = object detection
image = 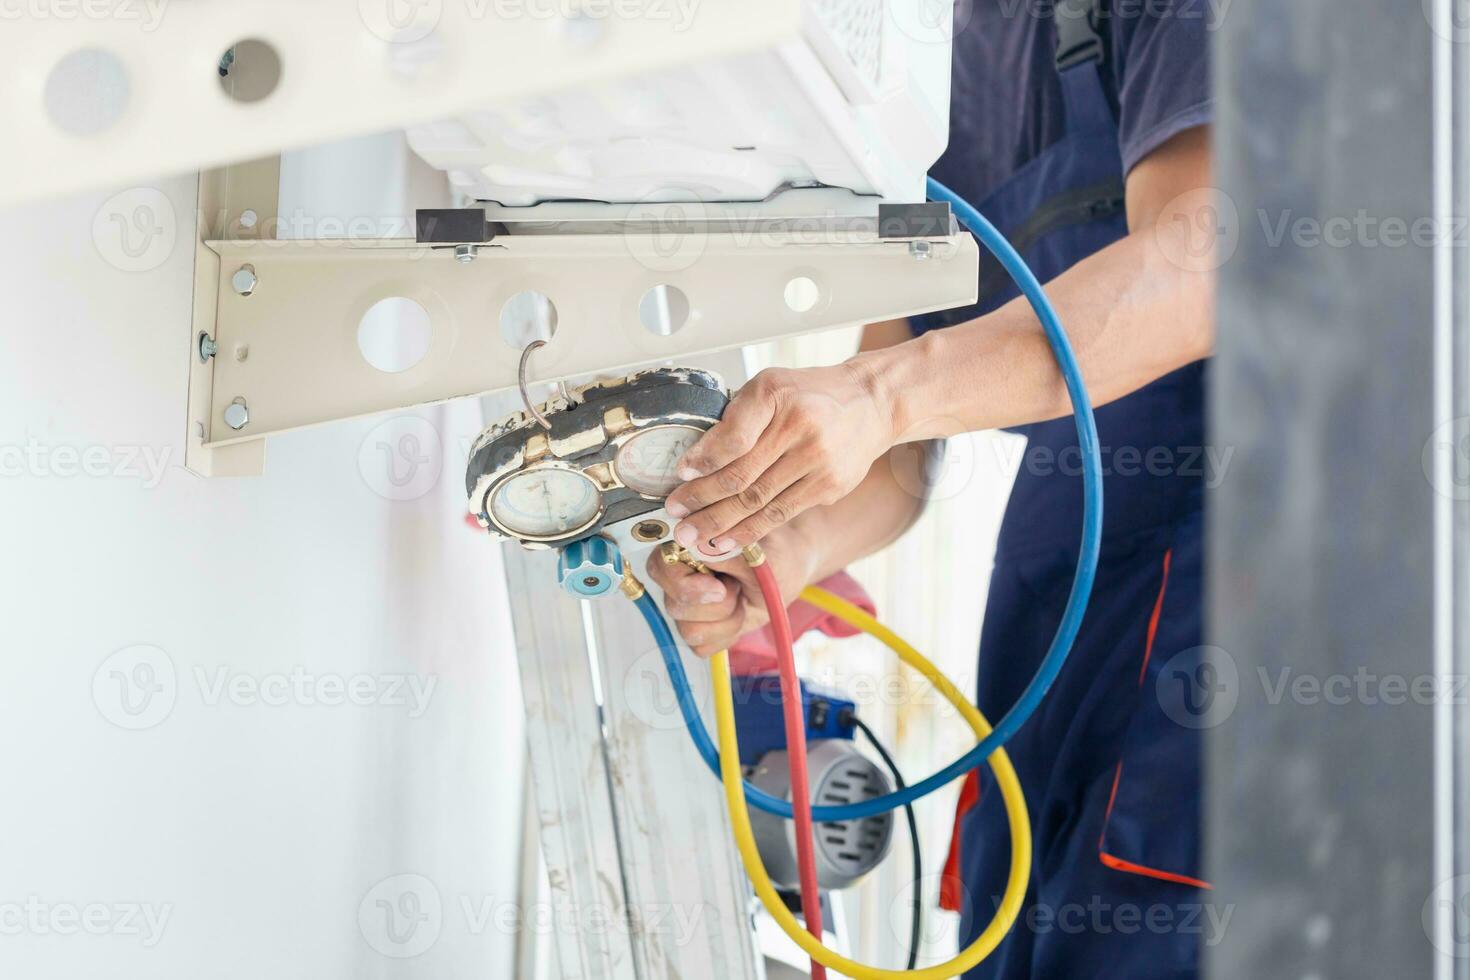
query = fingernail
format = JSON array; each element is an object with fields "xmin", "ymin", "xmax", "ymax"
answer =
[
  {"xmin": 674, "ymin": 524, "xmax": 697, "ymax": 548},
  {"xmin": 711, "ymin": 537, "xmax": 736, "ymax": 554},
  {"xmin": 665, "ymin": 499, "xmax": 689, "ymax": 518},
  {"xmin": 677, "ymin": 467, "xmax": 702, "ymax": 482},
  {"xmin": 697, "ymin": 586, "xmax": 725, "ymax": 604}
]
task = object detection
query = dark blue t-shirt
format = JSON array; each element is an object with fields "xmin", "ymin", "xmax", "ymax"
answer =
[{"xmin": 933, "ymin": 0, "xmax": 1215, "ymax": 201}]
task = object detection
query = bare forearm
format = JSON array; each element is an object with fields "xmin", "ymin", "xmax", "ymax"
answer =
[
  {"xmin": 790, "ymin": 445, "xmax": 931, "ymax": 582},
  {"xmin": 862, "ymin": 224, "xmax": 1214, "ymax": 442}
]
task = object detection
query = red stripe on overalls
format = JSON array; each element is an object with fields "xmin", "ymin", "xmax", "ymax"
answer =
[
  {"xmin": 1098, "ymin": 549, "xmax": 1213, "ymax": 890},
  {"xmin": 939, "ymin": 769, "xmax": 981, "ymax": 912}
]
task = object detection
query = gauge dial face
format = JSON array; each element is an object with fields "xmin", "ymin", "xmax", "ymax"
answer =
[
  {"xmin": 615, "ymin": 425, "xmax": 703, "ymax": 497},
  {"xmin": 489, "ymin": 468, "xmax": 601, "ymax": 539}
]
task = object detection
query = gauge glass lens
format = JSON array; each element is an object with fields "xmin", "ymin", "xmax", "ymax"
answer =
[
  {"xmin": 615, "ymin": 425, "xmax": 703, "ymax": 496},
  {"xmin": 490, "ymin": 468, "xmax": 600, "ymax": 538}
]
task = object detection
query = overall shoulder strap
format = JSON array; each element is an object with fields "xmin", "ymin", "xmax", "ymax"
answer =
[
  {"xmin": 1052, "ymin": 0, "xmax": 1117, "ymax": 132},
  {"xmin": 1055, "ymin": 0, "xmax": 1106, "ymax": 70}
]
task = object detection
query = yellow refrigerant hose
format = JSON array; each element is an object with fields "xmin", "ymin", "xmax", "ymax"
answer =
[{"xmin": 708, "ymin": 584, "xmax": 1033, "ymax": 979}]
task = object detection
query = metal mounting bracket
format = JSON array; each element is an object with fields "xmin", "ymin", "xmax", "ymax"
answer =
[
  {"xmin": 186, "ymin": 154, "xmax": 278, "ymax": 477},
  {"xmin": 187, "ymin": 192, "xmax": 979, "ymax": 478}
]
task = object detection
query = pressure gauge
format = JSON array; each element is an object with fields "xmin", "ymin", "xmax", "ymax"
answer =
[
  {"xmin": 614, "ymin": 424, "xmax": 703, "ymax": 497},
  {"xmin": 488, "ymin": 467, "xmax": 601, "ymax": 540},
  {"xmin": 466, "ymin": 367, "xmax": 729, "ymax": 549}
]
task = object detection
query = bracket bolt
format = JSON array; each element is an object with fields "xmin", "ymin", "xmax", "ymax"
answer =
[
  {"xmin": 223, "ymin": 397, "xmax": 250, "ymax": 431},
  {"xmin": 231, "ymin": 264, "xmax": 258, "ymax": 296},
  {"xmin": 908, "ymin": 240, "xmax": 933, "ymax": 261},
  {"xmin": 454, "ymin": 244, "xmax": 478, "ymax": 264},
  {"xmin": 198, "ymin": 332, "xmax": 218, "ymax": 363}
]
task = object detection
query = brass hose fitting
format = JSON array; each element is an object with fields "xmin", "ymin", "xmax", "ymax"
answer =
[
  {"xmin": 659, "ymin": 540, "xmax": 712, "ymax": 575},
  {"xmin": 619, "ymin": 563, "xmax": 646, "ymax": 601}
]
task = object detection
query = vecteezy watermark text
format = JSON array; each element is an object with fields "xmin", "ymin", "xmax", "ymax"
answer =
[
  {"xmin": 194, "ymin": 666, "xmax": 437, "ymax": 717},
  {"xmin": 93, "ymin": 645, "xmax": 439, "ymax": 731},
  {"xmin": 358, "ymin": 873, "xmax": 709, "ymax": 958},
  {"xmin": 0, "ymin": 0, "xmax": 168, "ymax": 29},
  {"xmin": 0, "ymin": 897, "xmax": 172, "ymax": 947},
  {"xmin": 0, "ymin": 439, "xmax": 171, "ymax": 489},
  {"xmin": 992, "ymin": 439, "xmax": 1234, "ymax": 488},
  {"xmin": 1151, "ymin": 644, "xmax": 1470, "ymax": 731},
  {"xmin": 992, "ymin": 895, "xmax": 1234, "ymax": 947}
]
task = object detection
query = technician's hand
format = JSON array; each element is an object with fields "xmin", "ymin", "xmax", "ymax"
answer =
[
  {"xmin": 664, "ymin": 362, "xmax": 896, "ymax": 556},
  {"xmin": 644, "ymin": 524, "xmax": 818, "ymax": 658}
]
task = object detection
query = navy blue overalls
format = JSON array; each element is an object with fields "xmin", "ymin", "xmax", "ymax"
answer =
[{"xmin": 911, "ymin": 6, "xmax": 1209, "ymax": 978}]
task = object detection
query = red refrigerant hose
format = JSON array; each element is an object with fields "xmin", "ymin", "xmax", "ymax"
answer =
[{"xmin": 745, "ymin": 545, "xmax": 826, "ymax": 980}]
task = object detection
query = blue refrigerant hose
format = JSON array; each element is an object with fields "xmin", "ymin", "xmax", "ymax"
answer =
[{"xmin": 641, "ymin": 176, "xmax": 1104, "ymax": 822}]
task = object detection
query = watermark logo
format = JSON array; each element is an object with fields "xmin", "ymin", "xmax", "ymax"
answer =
[
  {"xmin": 620, "ymin": 645, "xmax": 713, "ymax": 732},
  {"xmin": 1155, "ymin": 645, "xmax": 1239, "ymax": 730},
  {"xmin": 889, "ymin": 425, "xmax": 978, "ymax": 503},
  {"xmin": 889, "ymin": 873, "xmax": 963, "ymax": 951},
  {"xmin": 359, "ymin": 874, "xmax": 443, "ymax": 958},
  {"xmin": 1426, "ymin": 0, "xmax": 1470, "ymax": 45},
  {"xmin": 1426, "ymin": 875, "xmax": 1470, "ymax": 957},
  {"xmin": 92, "ymin": 645, "xmax": 178, "ymax": 731},
  {"xmin": 1424, "ymin": 416, "xmax": 1470, "ymax": 500},
  {"xmin": 892, "ymin": 0, "xmax": 976, "ymax": 44},
  {"xmin": 359, "ymin": 0, "xmax": 442, "ymax": 42},
  {"xmin": 623, "ymin": 193, "xmax": 710, "ymax": 273},
  {"xmin": 359, "ymin": 415, "xmax": 444, "ymax": 501},
  {"xmin": 93, "ymin": 187, "xmax": 177, "ymax": 273},
  {"xmin": 1156, "ymin": 187, "xmax": 1239, "ymax": 274}
]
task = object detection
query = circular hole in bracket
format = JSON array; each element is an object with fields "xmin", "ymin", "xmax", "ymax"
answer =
[
  {"xmin": 44, "ymin": 48, "xmax": 130, "ymax": 136},
  {"xmin": 638, "ymin": 284, "xmax": 690, "ymax": 336},
  {"xmin": 357, "ymin": 296, "xmax": 433, "ymax": 373},
  {"xmin": 218, "ymin": 39, "xmax": 282, "ymax": 103},
  {"xmin": 500, "ymin": 291, "xmax": 559, "ymax": 348},
  {"xmin": 783, "ymin": 276, "xmax": 820, "ymax": 314}
]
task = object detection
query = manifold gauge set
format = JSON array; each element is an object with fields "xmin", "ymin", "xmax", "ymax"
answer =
[
  {"xmin": 466, "ymin": 364, "xmax": 898, "ymax": 896},
  {"xmin": 466, "ymin": 366, "xmax": 728, "ymax": 552}
]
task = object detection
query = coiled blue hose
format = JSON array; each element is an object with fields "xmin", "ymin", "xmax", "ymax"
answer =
[{"xmin": 641, "ymin": 176, "xmax": 1104, "ymax": 822}]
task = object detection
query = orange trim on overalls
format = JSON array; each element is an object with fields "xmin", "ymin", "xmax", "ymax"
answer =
[
  {"xmin": 1098, "ymin": 549, "xmax": 1213, "ymax": 891},
  {"xmin": 940, "ymin": 769, "xmax": 981, "ymax": 912}
]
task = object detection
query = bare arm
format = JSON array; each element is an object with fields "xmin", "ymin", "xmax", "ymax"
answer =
[
  {"xmin": 794, "ymin": 318, "xmax": 934, "ymax": 580},
  {"xmin": 867, "ymin": 126, "xmax": 1215, "ymax": 439},
  {"xmin": 666, "ymin": 125, "xmax": 1216, "ymax": 556}
]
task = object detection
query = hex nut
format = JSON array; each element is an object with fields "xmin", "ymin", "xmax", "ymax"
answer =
[
  {"xmin": 223, "ymin": 397, "xmax": 250, "ymax": 431},
  {"xmin": 231, "ymin": 265, "xmax": 258, "ymax": 296}
]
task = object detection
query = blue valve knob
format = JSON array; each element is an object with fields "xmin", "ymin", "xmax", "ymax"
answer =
[{"xmin": 557, "ymin": 537, "xmax": 624, "ymax": 598}]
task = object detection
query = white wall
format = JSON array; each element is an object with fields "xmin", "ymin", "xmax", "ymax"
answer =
[{"xmin": 0, "ymin": 136, "xmax": 527, "ymax": 979}]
